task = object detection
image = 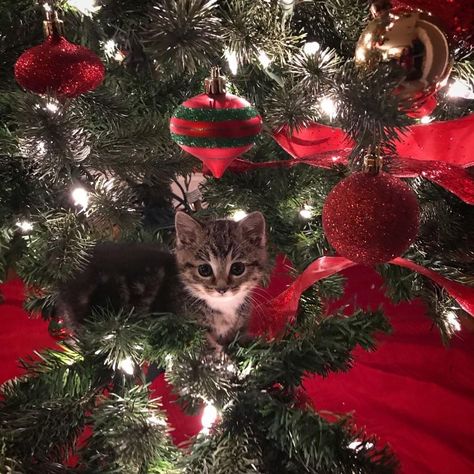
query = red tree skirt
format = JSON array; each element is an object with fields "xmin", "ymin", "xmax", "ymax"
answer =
[{"xmin": 1, "ymin": 267, "xmax": 473, "ymax": 473}]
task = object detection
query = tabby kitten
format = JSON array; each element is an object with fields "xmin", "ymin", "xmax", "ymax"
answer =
[{"xmin": 58, "ymin": 211, "xmax": 268, "ymax": 349}]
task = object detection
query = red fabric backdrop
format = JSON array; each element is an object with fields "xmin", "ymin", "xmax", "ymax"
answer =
[{"xmin": 1, "ymin": 266, "xmax": 473, "ymax": 473}]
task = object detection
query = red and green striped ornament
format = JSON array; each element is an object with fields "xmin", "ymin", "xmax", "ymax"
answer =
[{"xmin": 170, "ymin": 68, "xmax": 262, "ymax": 178}]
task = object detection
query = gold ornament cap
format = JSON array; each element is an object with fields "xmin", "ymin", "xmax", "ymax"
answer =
[
  {"xmin": 43, "ymin": 6, "xmax": 65, "ymax": 37},
  {"xmin": 363, "ymin": 149, "xmax": 383, "ymax": 175},
  {"xmin": 205, "ymin": 67, "xmax": 226, "ymax": 95}
]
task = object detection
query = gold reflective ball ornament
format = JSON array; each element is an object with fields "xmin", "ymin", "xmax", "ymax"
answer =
[{"xmin": 355, "ymin": 8, "xmax": 451, "ymax": 114}]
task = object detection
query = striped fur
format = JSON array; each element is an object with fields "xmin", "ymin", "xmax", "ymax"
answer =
[
  {"xmin": 58, "ymin": 213, "xmax": 268, "ymax": 350},
  {"xmin": 175, "ymin": 211, "xmax": 268, "ymax": 347}
]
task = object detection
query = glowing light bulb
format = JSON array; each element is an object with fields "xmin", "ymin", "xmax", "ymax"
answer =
[
  {"xmin": 303, "ymin": 41, "xmax": 320, "ymax": 55},
  {"xmin": 104, "ymin": 39, "xmax": 117, "ymax": 56},
  {"xmin": 103, "ymin": 40, "xmax": 125, "ymax": 62},
  {"xmin": 114, "ymin": 50, "xmax": 125, "ymax": 62},
  {"xmin": 349, "ymin": 440, "xmax": 374, "ymax": 451},
  {"xmin": 299, "ymin": 206, "xmax": 313, "ymax": 219},
  {"xmin": 45, "ymin": 101, "xmax": 59, "ymax": 113},
  {"xmin": 68, "ymin": 0, "xmax": 101, "ymax": 16},
  {"xmin": 447, "ymin": 80, "xmax": 474, "ymax": 99},
  {"xmin": 420, "ymin": 116, "xmax": 432, "ymax": 124},
  {"xmin": 200, "ymin": 403, "xmax": 218, "ymax": 434},
  {"xmin": 231, "ymin": 210, "xmax": 248, "ymax": 222},
  {"xmin": 348, "ymin": 441, "xmax": 359, "ymax": 450},
  {"xmin": 320, "ymin": 97, "xmax": 337, "ymax": 120},
  {"xmin": 71, "ymin": 187, "xmax": 89, "ymax": 210},
  {"xmin": 355, "ymin": 47, "xmax": 366, "ymax": 63},
  {"xmin": 118, "ymin": 356, "xmax": 135, "ymax": 375},
  {"xmin": 16, "ymin": 220, "xmax": 34, "ymax": 233},
  {"xmin": 258, "ymin": 50, "xmax": 272, "ymax": 69},
  {"xmin": 225, "ymin": 48, "xmax": 238, "ymax": 75},
  {"xmin": 445, "ymin": 311, "xmax": 461, "ymax": 332}
]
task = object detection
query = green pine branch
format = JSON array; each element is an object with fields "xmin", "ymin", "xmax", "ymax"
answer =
[
  {"xmin": 16, "ymin": 210, "xmax": 94, "ymax": 288},
  {"xmin": 257, "ymin": 395, "xmax": 397, "ymax": 473}
]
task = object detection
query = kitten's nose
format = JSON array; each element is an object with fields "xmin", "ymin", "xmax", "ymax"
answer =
[{"xmin": 217, "ymin": 287, "xmax": 228, "ymax": 295}]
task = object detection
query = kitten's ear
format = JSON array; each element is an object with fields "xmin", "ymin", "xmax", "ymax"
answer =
[
  {"xmin": 175, "ymin": 211, "xmax": 203, "ymax": 246},
  {"xmin": 238, "ymin": 211, "xmax": 266, "ymax": 247}
]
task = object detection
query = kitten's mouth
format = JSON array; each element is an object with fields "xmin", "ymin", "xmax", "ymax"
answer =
[
  {"xmin": 211, "ymin": 283, "xmax": 257, "ymax": 297},
  {"xmin": 212, "ymin": 290, "xmax": 234, "ymax": 297}
]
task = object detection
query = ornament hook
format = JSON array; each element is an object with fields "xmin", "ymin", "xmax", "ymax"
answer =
[
  {"xmin": 363, "ymin": 146, "xmax": 383, "ymax": 175},
  {"xmin": 42, "ymin": 3, "xmax": 65, "ymax": 38},
  {"xmin": 205, "ymin": 66, "xmax": 226, "ymax": 95}
]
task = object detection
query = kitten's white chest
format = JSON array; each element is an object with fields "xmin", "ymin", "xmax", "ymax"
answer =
[{"xmin": 204, "ymin": 292, "xmax": 247, "ymax": 339}]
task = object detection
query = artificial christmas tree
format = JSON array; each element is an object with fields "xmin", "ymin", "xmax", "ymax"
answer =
[{"xmin": 1, "ymin": 0, "xmax": 474, "ymax": 473}]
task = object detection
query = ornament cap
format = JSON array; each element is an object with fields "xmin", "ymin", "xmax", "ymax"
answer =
[
  {"xmin": 205, "ymin": 67, "xmax": 226, "ymax": 95},
  {"xmin": 42, "ymin": 7, "xmax": 65, "ymax": 38},
  {"xmin": 363, "ymin": 148, "xmax": 383, "ymax": 175}
]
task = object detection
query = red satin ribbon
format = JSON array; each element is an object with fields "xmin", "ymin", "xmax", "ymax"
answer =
[
  {"xmin": 253, "ymin": 256, "xmax": 474, "ymax": 339},
  {"xmin": 205, "ymin": 114, "xmax": 474, "ymax": 201},
  {"xmin": 388, "ymin": 158, "xmax": 474, "ymax": 203},
  {"xmin": 251, "ymin": 257, "xmax": 356, "ymax": 338},
  {"xmin": 273, "ymin": 115, "xmax": 474, "ymax": 168},
  {"xmin": 224, "ymin": 153, "xmax": 474, "ymax": 204},
  {"xmin": 392, "ymin": 258, "xmax": 474, "ymax": 316}
]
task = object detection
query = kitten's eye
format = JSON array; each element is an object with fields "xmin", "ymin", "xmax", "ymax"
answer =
[
  {"xmin": 230, "ymin": 262, "xmax": 246, "ymax": 276},
  {"xmin": 198, "ymin": 264, "xmax": 213, "ymax": 277}
]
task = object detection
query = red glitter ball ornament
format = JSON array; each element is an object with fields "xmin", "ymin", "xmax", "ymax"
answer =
[
  {"xmin": 322, "ymin": 172, "xmax": 420, "ymax": 265},
  {"xmin": 15, "ymin": 35, "xmax": 105, "ymax": 98}
]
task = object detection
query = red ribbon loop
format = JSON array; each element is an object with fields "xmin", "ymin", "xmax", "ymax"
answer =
[
  {"xmin": 221, "ymin": 115, "xmax": 474, "ymax": 204},
  {"xmin": 253, "ymin": 256, "xmax": 474, "ymax": 338}
]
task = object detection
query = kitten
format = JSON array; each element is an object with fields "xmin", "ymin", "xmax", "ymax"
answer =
[
  {"xmin": 58, "ymin": 212, "xmax": 268, "ymax": 350},
  {"xmin": 175, "ymin": 211, "xmax": 267, "ymax": 348}
]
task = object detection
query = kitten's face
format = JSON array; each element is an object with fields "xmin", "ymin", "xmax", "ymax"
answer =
[{"xmin": 174, "ymin": 212, "xmax": 268, "ymax": 303}]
